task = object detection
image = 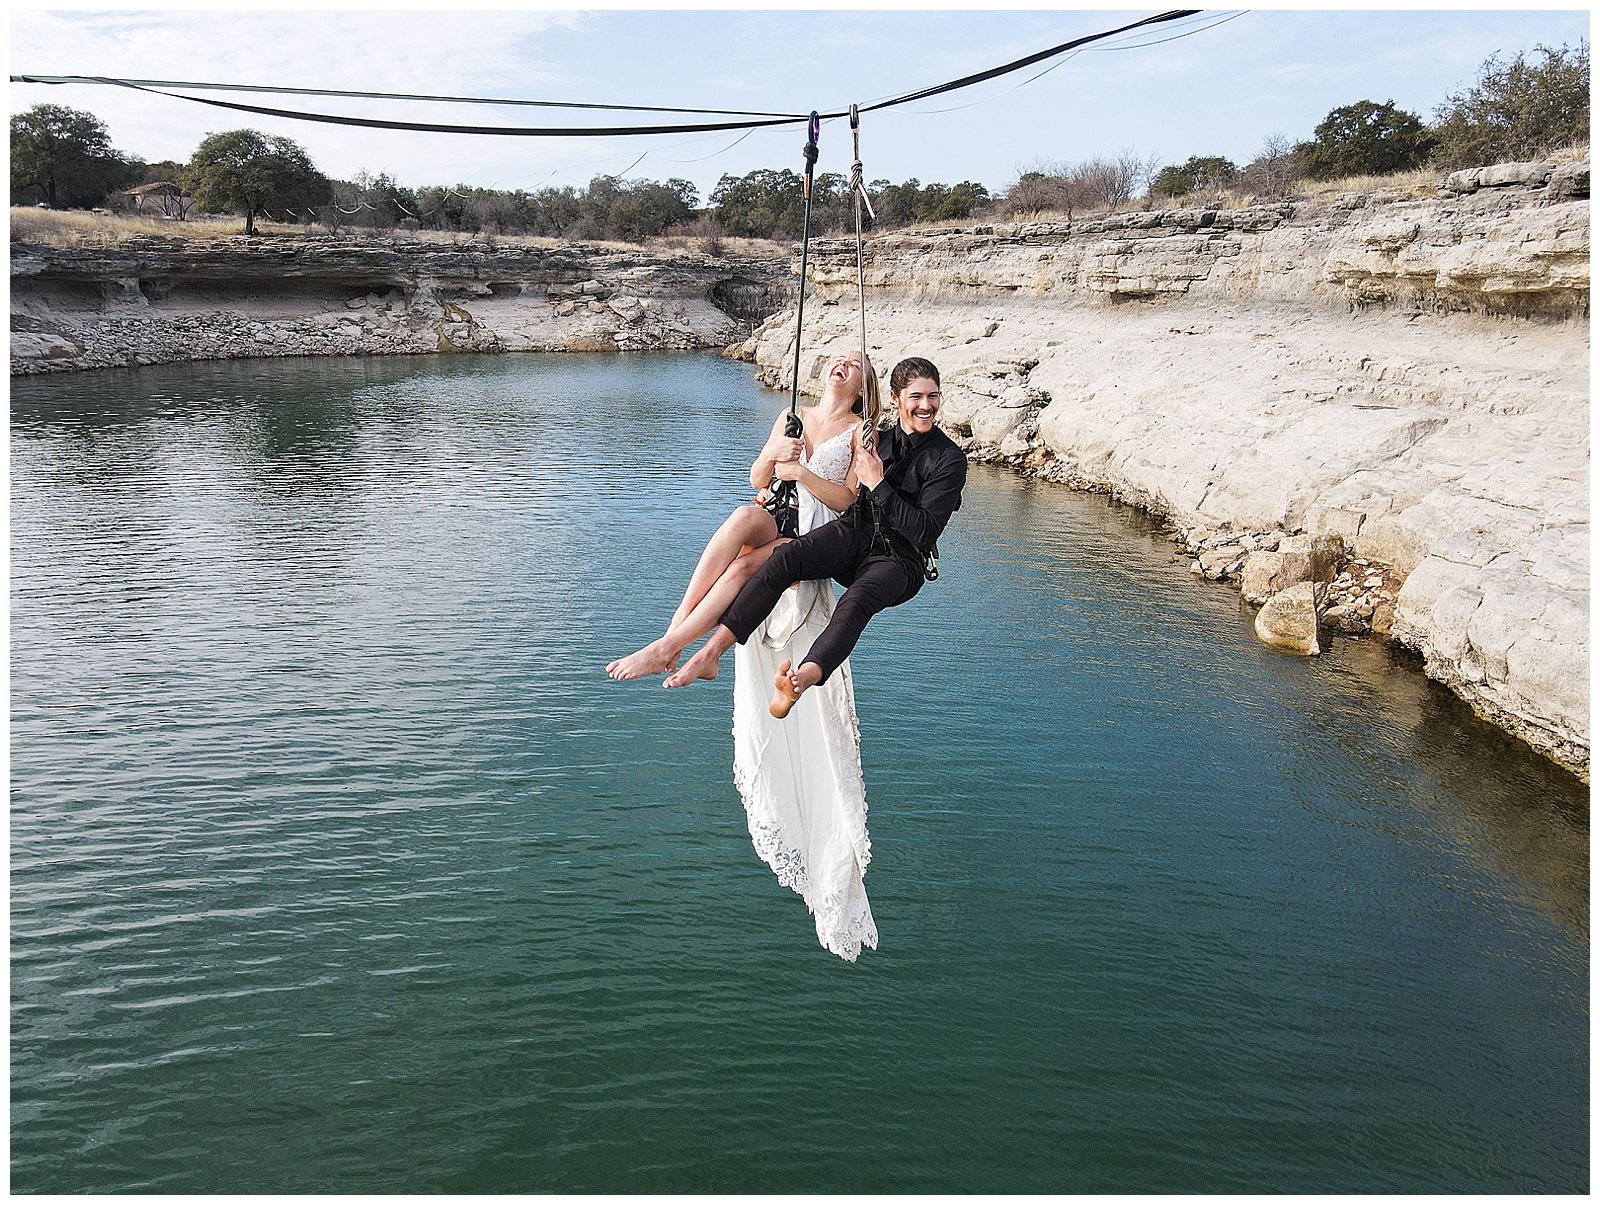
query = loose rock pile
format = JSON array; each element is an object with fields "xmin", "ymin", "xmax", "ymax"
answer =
[{"xmin": 1173, "ymin": 524, "xmax": 1398, "ymax": 649}]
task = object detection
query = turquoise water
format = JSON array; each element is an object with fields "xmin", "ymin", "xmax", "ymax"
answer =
[{"xmin": 10, "ymin": 353, "xmax": 1588, "ymax": 1193}]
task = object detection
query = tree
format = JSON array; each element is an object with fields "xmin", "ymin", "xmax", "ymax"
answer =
[
  {"xmin": 1296, "ymin": 100, "xmax": 1434, "ymax": 180},
  {"xmin": 710, "ymin": 168, "xmax": 804, "ymax": 238},
  {"xmin": 1238, "ymin": 134, "xmax": 1302, "ymax": 198},
  {"xmin": 1071, "ymin": 152, "xmax": 1153, "ymax": 212},
  {"xmin": 1151, "ymin": 155, "xmax": 1239, "ymax": 199},
  {"xmin": 606, "ymin": 177, "xmax": 696, "ymax": 241},
  {"xmin": 140, "ymin": 158, "xmax": 188, "ymax": 186},
  {"xmin": 1431, "ymin": 42, "xmax": 1590, "ymax": 169},
  {"xmin": 10, "ymin": 104, "xmax": 141, "ymax": 208},
  {"xmin": 997, "ymin": 163, "xmax": 1082, "ymax": 218},
  {"xmin": 930, "ymin": 180, "xmax": 989, "ymax": 220},
  {"xmin": 183, "ymin": 129, "xmax": 331, "ymax": 235}
]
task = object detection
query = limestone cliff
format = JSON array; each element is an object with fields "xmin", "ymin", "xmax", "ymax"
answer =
[
  {"xmin": 732, "ymin": 162, "xmax": 1590, "ymax": 776},
  {"xmin": 11, "ymin": 235, "xmax": 791, "ymax": 372}
]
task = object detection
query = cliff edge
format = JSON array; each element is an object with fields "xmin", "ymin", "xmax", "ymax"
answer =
[
  {"xmin": 11, "ymin": 235, "xmax": 791, "ymax": 371},
  {"xmin": 733, "ymin": 162, "xmax": 1590, "ymax": 776}
]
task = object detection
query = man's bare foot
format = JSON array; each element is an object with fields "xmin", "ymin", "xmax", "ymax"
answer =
[
  {"xmin": 663, "ymin": 644, "xmax": 720, "ymax": 689},
  {"xmin": 769, "ymin": 660, "xmax": 823, "ymax": 718},
  {"xmin": 606, "ymin": 639, "xmax": 676, "ymax": 681},
  {"xmin": 769, "ymin": 660, "xmax": 803, "ymax": 719}
]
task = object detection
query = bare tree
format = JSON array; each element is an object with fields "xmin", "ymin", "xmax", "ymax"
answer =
[
  {"xmin": 1240, "ymin": 133, "xmax": 1303, "ymax": 199},
  {"xmin": 1070, "ymin": 152, "xmax": 1146, "ymax": 214},
  {"xmin": 999, "ymin": 158, "xmax": 1082, "ymax": 219}
]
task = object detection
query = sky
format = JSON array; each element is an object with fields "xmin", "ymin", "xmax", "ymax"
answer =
[{"xmin": 8, "ymin": 5, "xmax": 1591, "ymax": 202}]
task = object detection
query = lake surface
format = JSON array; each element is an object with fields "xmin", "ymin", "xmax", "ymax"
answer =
[{"xmin": 10, "ymin": 352, "xmax": 1588, "ymax": 1193}]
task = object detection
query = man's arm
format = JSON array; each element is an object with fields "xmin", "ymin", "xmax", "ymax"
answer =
[{"xmin": 867, "ymin": 446, "xmax": 967, "ymax": 551}]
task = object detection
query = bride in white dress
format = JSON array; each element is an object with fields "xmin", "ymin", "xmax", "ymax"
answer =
[
  {"xmin": 606, "ymin": 352, "xmax": 880, "ymax": 960},
  {"xmin": 732, "ymin": 421, "xmax": 877, "ymax": 960}
]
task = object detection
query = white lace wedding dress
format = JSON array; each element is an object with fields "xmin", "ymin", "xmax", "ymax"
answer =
[{"xmin": 732, "ymin": 426, "xmax": 877, "ymax": 961}]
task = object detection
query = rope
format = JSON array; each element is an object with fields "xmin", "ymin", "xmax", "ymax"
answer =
[
  {"xmin": 848, "ymin": 105, "xmax": 875, "ymax": 451},
  {"xmin": 849, "ymin": 104, "xmax": 887, "ymax": 566},
  {"xmin": 763, "ymin": 111, "xmax": 820, "ymax": 532},
  {"xmin": 11, "ymin": 12, "xmax": 1202, "ymax": 139}
]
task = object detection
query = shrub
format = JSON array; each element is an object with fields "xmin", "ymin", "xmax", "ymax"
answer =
[
  {"xmin": 1431, "ymin": 42, "xmax": 1590, "ymax": 169},
  {"xmin": 1152, "ymin": 155, "xmax": 1239, "ymax": 200}
]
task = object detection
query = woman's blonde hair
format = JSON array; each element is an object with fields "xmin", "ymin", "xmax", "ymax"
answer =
[{"xmin": 853, "ymin": 353, "xmax": 883, "ymax": 430}]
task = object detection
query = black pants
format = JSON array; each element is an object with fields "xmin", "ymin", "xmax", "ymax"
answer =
[{"xmin": 720, "ymin": 518, "xmax": 922, "ymax": 683}]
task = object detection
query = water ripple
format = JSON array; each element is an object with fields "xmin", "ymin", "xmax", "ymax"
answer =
[{"xmin": 9, "ymin": 354, "xmax": 1587, "ymax": 1194}]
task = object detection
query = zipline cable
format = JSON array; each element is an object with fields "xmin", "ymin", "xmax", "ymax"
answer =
[
  {"xmin": 49, "ymin": 77, "xmax": 805, "ymax": 138},
  {"xmin": 853, "ymin": 9, "xmax": 1199, "ymax": 116},
  {"xmin": 7, "ymin": 74, "xmax": 809, "ymax": 118},
  {"xmin": 912, "ymin": 12, "xmax": 1246, "ymax": 116},
  {"xmin": 10, "ymin": 11, "xmax": 1202, "ymax": 139}
]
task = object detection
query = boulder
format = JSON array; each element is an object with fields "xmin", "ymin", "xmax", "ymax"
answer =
[
  {"xmin": 1197, "ymin": 547, "xmax": 1244, "ymax": 580},
  {"xmin": 1478, "ymin": 160, "xmax": 1556, "ymax": 188},
  {"xmin": 11, "ymin": 332, "xmax": 80, "ymax": 360},
  {"xmin": 1239, "ymin": 533, "xmax": 1344, "ymax": 604},
  {"xmin": 1254, "ymin": 581, "xmax": 1324, "ymax": 656},
  {"xmin": 1545, "ymin": 162, "xmax": 1589, "ymax": 201}
]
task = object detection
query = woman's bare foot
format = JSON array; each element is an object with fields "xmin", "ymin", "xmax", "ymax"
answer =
[
  {"xmin": 663, "ymin": 644, "xmax": 720, "ymax": 689},
  {"xmin": 769, "ymin": 660, "xmax": 803, "ymax": 718},
  {"xmin": 606, "ymin": 639, "xmax": 676, "ymax": 681}
]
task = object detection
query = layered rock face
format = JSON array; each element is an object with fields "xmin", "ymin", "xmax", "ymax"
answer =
[
  {"xmin": 733, "ymin": 164, "xmax": 1589, "ymax": 776},
  {"xmin": 11, "ymin": 235, "xmax": 791, "ymax": 373}
]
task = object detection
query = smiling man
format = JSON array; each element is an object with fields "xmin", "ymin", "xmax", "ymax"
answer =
[{"xmin": 664, "ymin": 357, "xmax": 966, "ymax": 716}]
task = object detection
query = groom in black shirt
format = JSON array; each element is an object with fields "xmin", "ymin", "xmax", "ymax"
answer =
[{"xmin": 664, "ymin": 357, "xmax": 966, "ymax": 715}]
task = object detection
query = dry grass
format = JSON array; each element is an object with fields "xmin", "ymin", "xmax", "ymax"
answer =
[
  {"xmin": 9, "ymin": 206, "xmax": 790, "ymax": 259},
  {"xmin": 10, "ymin": 207, "xmax": 305, "ymax": 247},
  {"xmin": 1287, "ymin": 165, "xmax": 1447, "ymax": 202}
]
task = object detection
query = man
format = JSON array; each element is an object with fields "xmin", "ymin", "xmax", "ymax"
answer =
[{"xmin": 664, "ymin": 357, "xmax": 965, "ymax": 716}]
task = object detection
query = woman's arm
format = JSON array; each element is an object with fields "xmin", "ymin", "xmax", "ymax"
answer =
[
  {"xmin": 750, "ymin": 412, "xmax": 802, "ymax": 491},
  {"xmin": 773, "ymin": 460, "xmax": 857, "ymax": 513}
]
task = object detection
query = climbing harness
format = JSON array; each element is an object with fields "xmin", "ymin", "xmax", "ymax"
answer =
[{"xmin": 761, "ymin": 111, "xmax": 820, "ymax": 540}]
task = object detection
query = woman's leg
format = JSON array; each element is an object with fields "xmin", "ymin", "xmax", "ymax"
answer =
[
  {"xmin": 670, "ymin": 505, "xmax": 779, "ymax": 627},
  {"xmin": 607, "ymin": 538, "xmax": 785, "ymax": 681},
  {"xmin": 660, "ymin": 539, "xmax": 786, "ymax": 662}
]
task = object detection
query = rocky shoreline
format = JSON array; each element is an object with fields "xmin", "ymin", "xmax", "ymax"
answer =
[
  {"xmin": 11, "ymin": 235, "xmax": 791, "ymax": 372},
  {"xmin": 730, "ymin": 162, "xmax": 1590, "ymax": 778},
  {"xmin": 9, "ymin": 166, "xmax": 1589, "ymax": 776}
]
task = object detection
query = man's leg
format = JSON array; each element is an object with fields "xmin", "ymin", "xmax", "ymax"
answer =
[
  {"xmin": 665, "ymin": 520, "xmax": 862, "ymax": 690},
  {"xmin": 772, "ymin": 557, "xmax": 917, "ymax": 715},
  {"xmin": 718, "ymin": 519, "xmax": 861, "ymax": 645}
]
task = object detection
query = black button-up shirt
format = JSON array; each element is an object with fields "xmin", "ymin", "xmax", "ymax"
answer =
[{"xmin": 848, "ymin": 422, "xmax": 967, "ymax": 557}]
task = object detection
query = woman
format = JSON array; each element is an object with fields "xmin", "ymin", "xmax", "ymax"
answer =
[
  {"xmin": 605, "ymin": 351, "xmax": 879, "ymax": 683},
  {"xmin": 605, "ymin": 349, "xmax": 883, "ymax": 961}
]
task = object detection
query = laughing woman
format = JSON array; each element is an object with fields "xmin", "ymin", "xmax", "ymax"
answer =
[{"xmin": 605, "ymin": 350, "xmax": 879, "ymax": 683}]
